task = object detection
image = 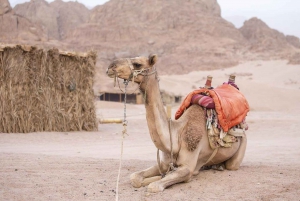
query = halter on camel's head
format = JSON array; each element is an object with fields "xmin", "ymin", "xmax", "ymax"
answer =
[{"xmin": 106, "ymin": 54, "xmax": 158, "ymax": 85}]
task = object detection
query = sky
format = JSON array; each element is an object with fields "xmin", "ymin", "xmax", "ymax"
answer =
[{"xmin": 8, "ymin": 0, "xmax": 300, "ymax": 38}]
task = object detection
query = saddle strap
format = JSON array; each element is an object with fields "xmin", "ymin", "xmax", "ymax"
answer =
[{"xmin": 205, "ymin": 147, "xmax": 219, "ymax": 165}]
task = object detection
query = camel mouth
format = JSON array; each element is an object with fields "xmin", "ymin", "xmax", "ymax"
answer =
[{"xmin": 106, "ymin": 69, "xmax": 116, "ymax": 78}]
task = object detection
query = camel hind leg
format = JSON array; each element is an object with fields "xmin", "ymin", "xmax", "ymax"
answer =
[{"xmin": 225, "ymin": 135, "xmax": 247, "ymax": 170}]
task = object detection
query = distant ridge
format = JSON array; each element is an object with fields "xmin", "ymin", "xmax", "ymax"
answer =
[{"xmin": 0, "ymin": 0, "xmax": 299, "ymax": 76}]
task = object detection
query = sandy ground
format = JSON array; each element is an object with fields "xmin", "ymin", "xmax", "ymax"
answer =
[{"xmin": 1, "ymin": 60, "xmax": 300, "ymax": 201}]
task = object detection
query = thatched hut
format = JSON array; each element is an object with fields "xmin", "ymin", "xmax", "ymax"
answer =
[{"xmin": 0, "ymin": 44, "xmax": 97, "ymax": 133}]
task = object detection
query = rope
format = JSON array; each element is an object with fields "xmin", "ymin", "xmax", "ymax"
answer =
[
  {"xmin": 114, "ymin": 61, "xmax": 159, "ymax": 198},
  {"xmin": 156, "ymin": 118, "xmax": 177, "ymax": 178},
  {"xmin": 157, "ymin": 149, "xmax": 164, "ymax": 177},
  {"xmin": 204, "ymin": 148, "xmax": 219, "ymax": 165},
  {"xmin": 168, "ymin": 118, "xmax": 175, "ymax": 171},
  {"xmin": 115, "ymin": 80, "xmax": 129, "ymax": 201}
]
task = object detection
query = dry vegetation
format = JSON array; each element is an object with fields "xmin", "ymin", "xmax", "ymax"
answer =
[{"xmin": 0, "ymin": 45, "xmax": 97, "ymax": 133}]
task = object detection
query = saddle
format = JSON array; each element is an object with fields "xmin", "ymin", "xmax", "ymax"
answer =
[{"xmin": 175, "ymin": 84, "xmax": 250, "ymax": 132}]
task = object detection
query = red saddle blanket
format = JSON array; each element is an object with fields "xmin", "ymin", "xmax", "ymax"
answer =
[{"xmin": 175, "ymin": 84, "xmax": 250, "ymax": 132}]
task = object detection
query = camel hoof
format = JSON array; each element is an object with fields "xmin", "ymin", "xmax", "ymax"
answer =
[
  {"xmin": 147, "ymin": 181, "xmax": 164, "ymax": 193},
  {"xmin": 130, "ymin": 173, "xmax": 143, "ymax": 188}
]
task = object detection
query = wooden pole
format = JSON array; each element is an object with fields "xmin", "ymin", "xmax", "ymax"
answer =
[{"xmin": 99, "ymin": 118, "xmax": 123, "ymax": 124}]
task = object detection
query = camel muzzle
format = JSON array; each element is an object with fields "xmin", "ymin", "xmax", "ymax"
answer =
[{"xmin": 106, "ymin": 68, "xmax": 115, "ymax": 78}]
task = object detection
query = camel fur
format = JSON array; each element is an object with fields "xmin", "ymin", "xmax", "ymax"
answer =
[{"xmin": 106, "ymin": 54, "xmax": 247, "ymax": 193}]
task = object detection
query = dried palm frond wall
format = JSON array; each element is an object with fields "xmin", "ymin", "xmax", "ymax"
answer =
[{"xmin": 0, "ymin": 45, "xmax": 97, "ymax": 133}]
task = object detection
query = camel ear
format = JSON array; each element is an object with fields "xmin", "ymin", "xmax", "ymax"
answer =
[{"xmin": 148, "ymin": 54, "xmax": 158, "ymax": 66}]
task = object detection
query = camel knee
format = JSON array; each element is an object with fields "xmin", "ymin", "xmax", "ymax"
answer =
[
  {"xmin": 130, "ymin": 165, "xmax": 163, "ymax": 188},
  {"xmin": 130, "ymin": 172, "xmax": 144, "ymax": 188},
  {"xmin": 171, "ymin": 166, "xmax": 192, "ymax": 182},
  {"xmin": 147, "ymin": 166, "xmax": 192, "ymax": 192},
  {"xmin": 225, "ymin": 160, "xmax": 240, "ymax": 170},
  {"xmin": 192, "ymin": 170, "xmax": 200, "ymax": 176}
]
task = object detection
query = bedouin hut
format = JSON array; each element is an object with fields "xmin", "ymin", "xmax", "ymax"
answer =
[{"xmin": 0, "ymin": 44, "xmax": 97, "ymax": 133}]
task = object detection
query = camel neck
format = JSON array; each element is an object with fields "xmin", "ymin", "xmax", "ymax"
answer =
[{"xmin": 140, "ymin": 74, "xmax": 171, "ymax": 153}]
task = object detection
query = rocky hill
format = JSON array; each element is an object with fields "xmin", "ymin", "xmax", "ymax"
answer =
[
  {"xmin": 13, "ymin": 0, "xmax": 90, "ymax": 40},
  {"xmin": 14, "ymin": 0, "xmax": 59, "ymax": 40},
  {"xmin": 0, "ymin": 0, "xmax": 11, "ymax": 14},
  {"xmin": 286, "ymin": 35, "xmax": 300, "ymax": 49},
  {"xmin": 67, "ymin": 0, "xmax": 248, "ymax": 74},
  {"xmin": 49, "ymin": 0, "xmax": 90, "ymax": 39},
  {"xmin": 0, "ymin": 0, "xmax": 46, "ymax": 43},
  {"xmin": 239, "ymin": 17, "xmax": 296, "ymax": 58},
  {"xmin": 1, "ymin": 0, "xmax": 299, "ymax": 76}
]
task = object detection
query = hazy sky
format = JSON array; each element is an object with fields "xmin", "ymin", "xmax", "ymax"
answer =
[{"xmin": 9, "ymin": 0, "xmax": 300, "ymax": 38}]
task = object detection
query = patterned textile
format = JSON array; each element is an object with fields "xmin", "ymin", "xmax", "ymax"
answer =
[
  {"xmin": 191, "ymin": 93, "xmax": 215, "ymax": 109},
  {"xmin": 206, "ymin": 109, "xmax": 245, "ymax": 149},
  {"xmin": 191, "ymin": 82, "xmax": 238, "ymax": 109}
]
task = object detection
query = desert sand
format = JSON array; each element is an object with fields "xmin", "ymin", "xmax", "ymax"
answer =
[{"xmin": 1, "ymin": 60, "xmax": 300, "ymax": 201}]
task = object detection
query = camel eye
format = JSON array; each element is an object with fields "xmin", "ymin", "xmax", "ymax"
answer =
[{"xmin": 133, "ymin": 63, "xmax": 142, "ymax": 69}]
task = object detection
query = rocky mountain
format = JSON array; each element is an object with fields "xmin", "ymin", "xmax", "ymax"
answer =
[
  {"xmin": 286, "ymin": 35, "xmax": 300, "ymax": 49},
  {"xmin": 13, "ymin": 0, "xmax": 90, "ymax": 40},
  {"xmin": 0, "ymin": 0, "xmax": 11, "ymax": 14},
  {"xmin": 239, "ymin": 17, "xmax": 296, "ymax": 56},
  {"xmin": 67, "ymin": 0, "xmax": 248, "ymax": 74},
  {"xmin": 1, "ymin": 0, "xmax": 299, "ymax": 76},
  {"xmin": 49, "ymin": 0, "xmax": 90, "ymax": 39},
  {"xmin": 14, "ymin": 0, "xmax": 59, "ymax": 40},
  {"xmin": 0, "ymin": 0, "xmax": 46, "ymax": 43}
]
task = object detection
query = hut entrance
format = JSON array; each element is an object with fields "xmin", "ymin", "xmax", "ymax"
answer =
[{"xmin": 100, "ymin": 93, "xmax": 142, "ymax": 104}]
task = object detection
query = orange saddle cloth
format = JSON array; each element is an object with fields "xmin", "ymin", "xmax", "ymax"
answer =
[{"xmin": 175, "ymin": 84, "xmax": 250, "ymax": 132}]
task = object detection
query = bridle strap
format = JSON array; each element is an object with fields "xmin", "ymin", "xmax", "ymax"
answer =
[
  {"xmin": 126, "ymin": 58, "xmax": 134, "ymax": 70},
  {"xmin": 114, "ymin": 59, "xmax": 157, "ymax": 94}
]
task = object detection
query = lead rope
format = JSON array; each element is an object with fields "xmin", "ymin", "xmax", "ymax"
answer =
[
  {"xmin": 156, "ymin": 72, "xmax": 176, "ymax": 177},
  {"xmin": 156, "ymin": 117, "xmax": 177, "ymax": 178},
  {"xmin": 168, "ymin": 118, "xmax": 176, "ymax": 171},
  {"xmin": 115, "ymin": 79, "xmax": 129, "ymax": 201}
]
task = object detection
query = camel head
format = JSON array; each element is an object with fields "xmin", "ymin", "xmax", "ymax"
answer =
[{"xmin": 106, "ymin": 54, "xmax": 158, "ymax": 83}]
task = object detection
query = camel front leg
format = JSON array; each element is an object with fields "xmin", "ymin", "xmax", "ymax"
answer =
[
  {"xmin": 130, "ymin": 164, "xmax": 168, "ymax": 188},
  {"xmin": 147, "ymin": 166, "xmax": 191, "ymax": 193}
]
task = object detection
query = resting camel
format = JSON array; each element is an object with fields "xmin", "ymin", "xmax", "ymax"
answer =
[{"xmin": 106, "ymin": 54, "xmax": 247, "ymax": 192}]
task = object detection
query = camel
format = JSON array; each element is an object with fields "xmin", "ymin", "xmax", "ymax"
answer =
[{"xmin": 106, "ymin": 54, "xmax": 247, "ymax": 193}]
